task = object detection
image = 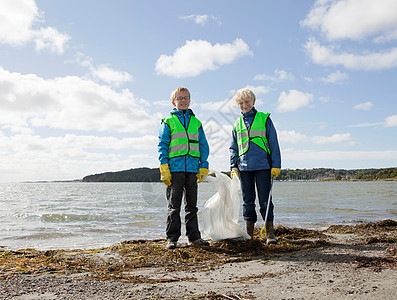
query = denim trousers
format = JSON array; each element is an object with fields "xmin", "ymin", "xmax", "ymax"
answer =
[
  {"xmin": 239, "ymin": 169, "xmax": 274, "ymax": 223},
  {"xmin": 166, "ymin": 172, "xmax": 201, "ymax": 242}
]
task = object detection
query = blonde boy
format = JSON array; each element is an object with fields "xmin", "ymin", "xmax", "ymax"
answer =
[{"xmin": 229, "ymin": 88, "xmax": 281, "ymax": 244}]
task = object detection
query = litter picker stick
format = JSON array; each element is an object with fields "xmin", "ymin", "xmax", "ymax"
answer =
[{"xmin": 260, "ymin": 176, "xmax": 274, "ymax": 239}]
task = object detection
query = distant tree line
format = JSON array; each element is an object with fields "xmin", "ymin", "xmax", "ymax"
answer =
[
  {"xmin": 353, "ymin": 168, "xmax": 397, "ymax": 181},
  {"xmin": 82, "ymin": 167, "xmax": 397, "ymax": 182},
  {"xmin": 276, "ymin": 167, "xmax": 397, "ymax": 181},
  {"xmin": 82, "ymin": 167, "xmax": 160, "ymax": 182},
  {"xmin": 278, "ymin": 168, "xmax": 357, "ymax": 181}
]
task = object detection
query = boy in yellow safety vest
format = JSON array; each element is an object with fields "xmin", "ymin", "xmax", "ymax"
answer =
[
  {"xmin": 229, "ymin": 88, "xmax": 281, "ymax": 244},
  {"xmin": 158, "ymin": 87, "xmax": 210, "ymax": 249}
]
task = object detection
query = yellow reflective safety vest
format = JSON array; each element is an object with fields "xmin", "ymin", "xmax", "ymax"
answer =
[
  {"xmin": 163, "ymin": 114, "xmax": 201, "ymax": 158},
  {"xmin": 234, "ymin": 112, "xmax": 271, "ymax": 156}
]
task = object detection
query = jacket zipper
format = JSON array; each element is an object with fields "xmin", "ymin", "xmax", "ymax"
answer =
[{"xmin": 184, "ymin": 111, "xmax": 187, "ymax": 173}]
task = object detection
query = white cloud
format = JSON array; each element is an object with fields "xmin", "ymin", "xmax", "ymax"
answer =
[
  {"xmin": 0, "ymin": 67, "xmax": 156, "ymax": 133},
  {"xmin": 203, "ymin": 119, "xmax": 232, "ymax": 140},
  {"xmin": 301, "ymin": 0, "xmax": 397, "ymax": 42},
  {"xmin": 276, "ymin": 90, "xmax": 314, "ymax": 112},
  {"xmin": 0, "ymin": 134, "xmax": 157, "ymax": 156},
  {"xmin": 34, "ymin": 26, "xmax": 70, "ymax": 55},
  {"xmin": 199, "ymin": 99, "xmax": 233, "ymax": 112},
  {"xmin": 180, "ymin": 14, "xmax": 221, "ymax": 26},
  {"xmin": 91, "ymin": 65, "xmax": 133, "ymax": 87},
  {"xmin": 304, "ymin": 38, "xmax": 397, "ymax": 70},
  {"xmin": 182, "ymin": 14, "xmax": 209, "ymax": 26},
  {"xmin": 61, "ymin": 134, "xmax": 157, "ymax": 150},
  {"xmin": 198, "ymin": 92, "xmax": 276, "ymax": 126},
  {"xmin": 243, "ymin": 85, "xmax": 271, "ymax": 96},
  {"xmin": 373, "ymin": 31, "xmax": 397, "ymax": 44},
  {"xmin": 282, "ymin": 149, "xmax": 397, "ymax": 166},
  {"xmin": 0, "ymin": 0, "xmax": 70, "ymax": 54},
  {"xmin": 302, "ymin": 1, "xmax": 397, "ymax": 70},
  {"xmin": 311, "ymin": 133, "xmax": 352, "ymax": 144},
  {"xmin": 254, "ymin": 69, "xmax": 294, "ymax": 81},
  {"xmin": 154, "ymin": 100, "xmax": 171, "ymax": 107},
  {"xmin": 279, "ymin": 130, "xmax": 310, "ymax": 144},
  {"xmin": 354, "ymin": 101, "xmax": 373, "ymax": 111},
  {"xmin": 279, "ymin": 130, "xmax": 353, "ymax": 145},
  {"xmin": 319, "ymin": 96, "xmax": 329, "ymax": 103},
  {"xmin": 155, "ymin": 38, "xmax": 252, "ymax": 78},
  {"xmin": 385, "ymin": 114, "xmax": 397, "ymax": 127},
  {"xmin": 321, "ymin": 70, "xmax": 348, "ymax": 83},
  {"xmin": 0, "ymin": 0, "xmax": 39, "ymax": 45},
  {"xmin": 0, "ymin": 131, "xmax": 159, "ymax": 182},
  {"xmin": 0, "ymin": 129, "xmax": 159, "ymax": 182},
  {"xmin": 347, "ymin": 122, "xmax": 383, "ymax": 128},
  {"xmin": 202, "ymin": 119, "xmax": 232, "ymax": 158},
  {"xmin": 70, "ymin": 51, "xmax": 93, "ymax": 68},
  {"xmin": 197, "ymin": 98, "xmax": 241, "ymax": 126},
  {"xmin": 69, "ymin": 52, "xmax": 133, "ymax": 87}
]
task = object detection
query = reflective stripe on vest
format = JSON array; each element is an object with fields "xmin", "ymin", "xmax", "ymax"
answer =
[
  {"xmin": 234, "ymin": 112, "xmax": 271, "ymax": 156},
  {"xmin": 164, "ymin": 114, "xmax": 201, "ymax": 158}
]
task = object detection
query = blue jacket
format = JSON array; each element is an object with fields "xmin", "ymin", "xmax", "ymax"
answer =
[
  {"xmin": 158, "ymin": 108, "xmax": 210, "ymax": 173},
  {"xmin": 230, "ymin": 107, "xmax": 281, "ymax": 171}
]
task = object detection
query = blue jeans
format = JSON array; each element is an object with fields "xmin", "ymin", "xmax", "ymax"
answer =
[{"xmin": 240, "ymin": 169, "xmax": 274, "ymax": 223}]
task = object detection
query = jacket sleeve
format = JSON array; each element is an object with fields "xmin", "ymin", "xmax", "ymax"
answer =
[
  {"xmin": 229, "ymin": 129, "xmax": 239, "ymax": 169},
  {"xmin": 266, "ymin": 118, "xmax": 281, "ymax": 168},
  {"xmin": 158, "ymin": 121, "xmax": 171, "ymax": 165},
  {"xmin": 198, "ymin": 125, "xmax": 209, "ymax": 169}
]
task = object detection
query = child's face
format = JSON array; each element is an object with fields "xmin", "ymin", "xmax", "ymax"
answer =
[
  {"xmin": 237, "ymin": 98, "xmax": 254, "ymax": 113},
  {"xmin": 172, "ymin": 90, "xmax": 191, "ymax": 110}
]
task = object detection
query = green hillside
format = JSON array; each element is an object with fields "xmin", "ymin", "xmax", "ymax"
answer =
[
  {"xmin": 277, "ymin": 167, "xmax": 397, "ymax": 181},
  {"xmin": 83, "ymin": 167, "xmax": 160, "ymax": 182}
]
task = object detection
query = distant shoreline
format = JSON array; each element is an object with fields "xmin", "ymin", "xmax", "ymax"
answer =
[
  {"xmin": 20, "ymin": 177, "xmax": 397, "ymax": 184},
  {"xmin": 14, "ymin": 166, "xmax": 397, "ymax": 183}
]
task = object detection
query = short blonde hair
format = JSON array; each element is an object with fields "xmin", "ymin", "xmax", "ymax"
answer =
[
  {"xmin": 232, "ymin": 88, "xmax": 256, "ymax": 106},
  {"xmin": 171, "ymin": 87, "xmax": 190, "ymax": 101}
]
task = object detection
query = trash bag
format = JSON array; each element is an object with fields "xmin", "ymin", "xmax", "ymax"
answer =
[{"xmin": 202, "ymin": 171, "xmax": 250, "ymax": 241}]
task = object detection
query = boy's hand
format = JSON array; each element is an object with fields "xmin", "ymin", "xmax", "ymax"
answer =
[
  {"xmin": 271, "ymin": 168, "xmax": 281, "ymax": 178},
  {"xmin": 197, "ymin": 168, "xmax": 209, "ymax": 183},
  {"xmin": 160, "ymin": 164, "xmax": 172, "ymax": 186},
  {"xmin": 231, "ymin": 167, "xmax": 239, "ymax": 179}
]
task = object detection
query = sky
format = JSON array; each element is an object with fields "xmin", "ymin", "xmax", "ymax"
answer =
[{"xmin": 1, "ymin": 0, "xmax": 397, "ymax": 182}]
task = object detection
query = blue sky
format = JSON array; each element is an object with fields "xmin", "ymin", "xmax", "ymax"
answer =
[{"xmin": 1, "ymin": 0, "xmax": 397, "ymax": 182}]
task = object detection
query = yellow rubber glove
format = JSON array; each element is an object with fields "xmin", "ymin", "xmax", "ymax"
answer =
[
  {"xmin": 196, "ymin": 168, "xmax": 209, "ymax": 183},
  {"xmin": 271, "ymin": 168, "xmax": 281, "ymax": 178},
  {"xmin": 230, "ymin": 167, "xmax": 239, "ymax": 179},
  {"xmin": 160, "ymin": 164, "xmax": 172, "ymax": 186}
]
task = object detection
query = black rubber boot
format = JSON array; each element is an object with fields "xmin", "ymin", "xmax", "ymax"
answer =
[
  {"xmin": 246, "ymin": 221, "xmax": 255, "ymax": 239},
  {"xmin": 266, "ymin": 221, "xmax": 277, "ymax": 245}
]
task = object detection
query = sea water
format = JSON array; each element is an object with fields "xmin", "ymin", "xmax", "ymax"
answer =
[{"xmin": 0, "ymin": 181, "xmax": 396, "ymax": 250}]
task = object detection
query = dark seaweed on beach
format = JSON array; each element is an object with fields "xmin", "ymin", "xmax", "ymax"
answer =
[
  {"xmin": 355, "ymin": 255, "xmax": 396, "ymax": 272},
  {"xmin": 325, "ymin": 219, "xmax": 397, "ymax": 234},
  {"xmin": 0, "ymin": 220, "xmax": 396, "ymax": 283}
]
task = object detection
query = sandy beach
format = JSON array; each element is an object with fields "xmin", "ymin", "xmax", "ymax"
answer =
[{"xmin": 1, "ymin": 220, "xmax": 396, "ymax": 299}]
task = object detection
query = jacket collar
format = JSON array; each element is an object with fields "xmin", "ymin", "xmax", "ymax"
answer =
[
  {"xmin": 171, "ymin": 108, "xmax": 195, "ymax": 117},
  {"xmin": 242, "ymin": 107, "xmax": 257, "ymax": 118}
]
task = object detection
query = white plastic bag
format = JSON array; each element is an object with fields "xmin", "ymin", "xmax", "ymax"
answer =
[{"xmin": 202, "ymin": 171, "xmax": 250, "ymax": 241}]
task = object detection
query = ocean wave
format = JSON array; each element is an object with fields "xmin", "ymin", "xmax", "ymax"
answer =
[
  {"xmin": 41, "ymin": 213, "xmax": 112, "ymax": 223},
  {"xmin": 13, "ymin": 232, "xmax": 77, "ymax": 240},
  {"xmin": 386, "ymin": 209, "xmax": 397, "ymax": 215}
]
